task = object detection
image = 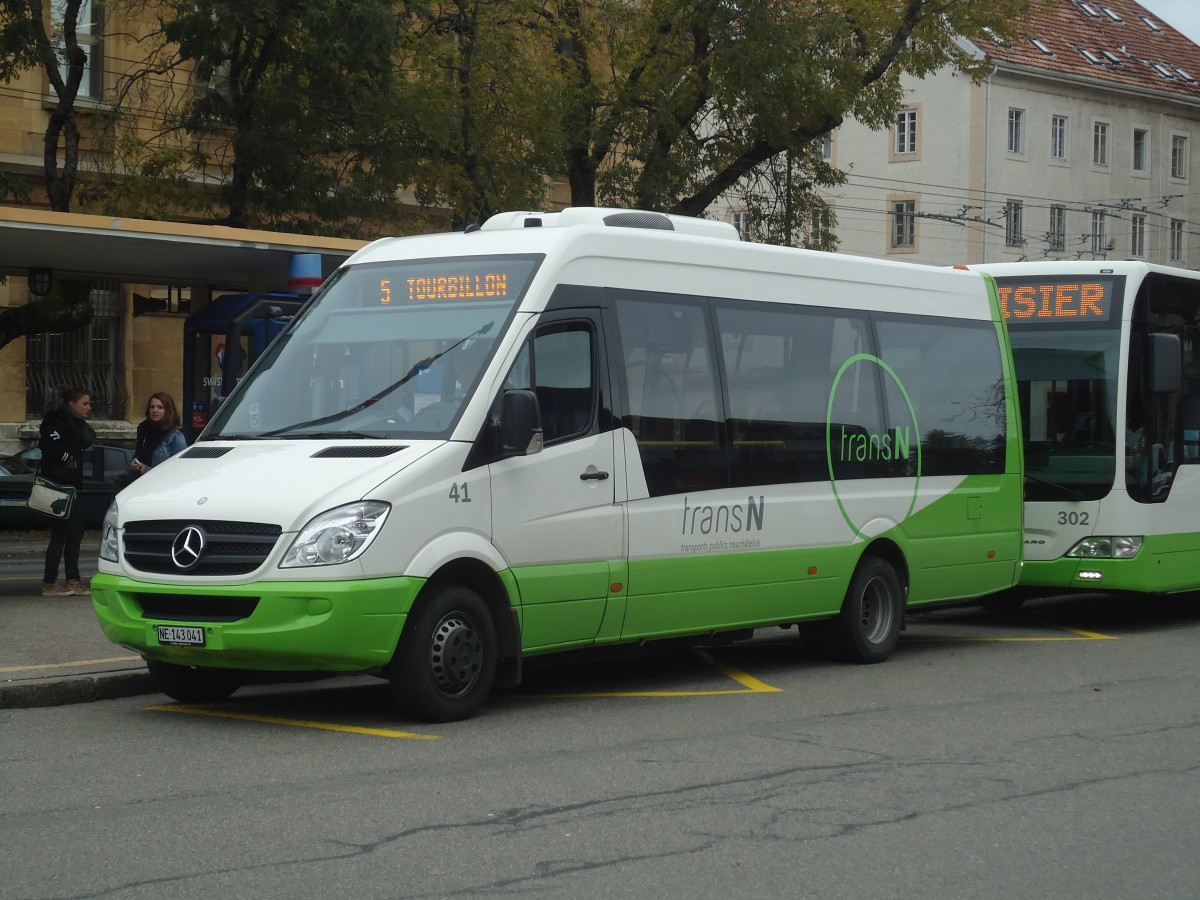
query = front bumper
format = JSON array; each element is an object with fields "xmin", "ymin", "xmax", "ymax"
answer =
[{"xmin": 90, "ymin": 573, "xmax": 425, "ymax": 671}]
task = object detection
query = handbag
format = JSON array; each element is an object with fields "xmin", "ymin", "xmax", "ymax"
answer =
[{"xmin": 27, "ymin": 475, "xmax": 77, "ymax": 519}]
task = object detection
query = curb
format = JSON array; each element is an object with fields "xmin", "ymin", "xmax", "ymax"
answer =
[{"xmin": 0, "ymin": 670, "xmax": 156, "ymax": 709}]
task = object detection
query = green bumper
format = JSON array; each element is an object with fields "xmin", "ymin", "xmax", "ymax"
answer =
[
  {"xmin": 1020, "ymin": 532, "xmax": 1200, "ymax": 594},
  {"xmin": 90, "ymin": 573, "xmax": 425, "ymax": 671}
]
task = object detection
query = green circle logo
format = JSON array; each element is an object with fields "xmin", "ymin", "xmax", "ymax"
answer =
[{"xmin": 825, "ymin": 354, "xmax": 921, "ymax": 539}]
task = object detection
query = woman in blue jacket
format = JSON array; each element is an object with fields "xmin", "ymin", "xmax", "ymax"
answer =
[{"xmin": 128, "ymin": 392, "xmax": 187, "ymax": 478}]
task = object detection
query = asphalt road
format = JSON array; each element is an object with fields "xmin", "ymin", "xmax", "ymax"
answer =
[{"xmin": 4, "ymin": 592, "xmax": 1200, "ymax": 899}]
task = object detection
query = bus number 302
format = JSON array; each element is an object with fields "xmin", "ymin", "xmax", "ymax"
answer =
[{"xmin": 1057, "ymin": 511, "xmax": 1090, "ymax": 525}]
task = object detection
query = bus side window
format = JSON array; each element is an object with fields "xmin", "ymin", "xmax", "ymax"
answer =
[
  {"xmin": 613, "ymin": 294, "xmax": 726, "ymax": 496},
  {"xmin": 506, "ymin": 322, "xmax": 596, "ymax": 446}
]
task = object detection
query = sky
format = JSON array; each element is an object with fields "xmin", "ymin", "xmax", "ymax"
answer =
[{"xmin": 1137, "ymin": 0, "xmax": 1200, "ymax": 46}]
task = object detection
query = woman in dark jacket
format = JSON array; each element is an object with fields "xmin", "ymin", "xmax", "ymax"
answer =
[{"xmin": 38, "ymin": 385, "xmax": 95, "ymax": 597}]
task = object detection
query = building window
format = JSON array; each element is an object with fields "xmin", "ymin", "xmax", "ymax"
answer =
[
  {"xmin": 819, "ymin": 134, "xmax": 833, "ymax": 161},
  {"xmin": 894, "ymin": 110, "xmax": 917, "ymax": 155},
  {"xmin": 52, "ymin": 0, "xmax": 104, "ymax": 100},
  {"xmin": 806, "ymin": 203, "xmax": 833, "ymax": 248},
  {"xmin": 731, "ymin": 210, "xmax": 749, "ymax": 238},
  {"xmin": 891, "ymin": 200, "xmax": 916, "ymax": 248},
  {"xmin": 1049, "ymin": 206, "xmax": 1066, "ymax": 251},
  {"xmin": 1051, "ymin": 115, "xmax": 1068, "ymax": 160},
  {"xmin": 25, "ymin": 281, "xmax": 126, "ymax": 418},
  {"xmin": 1133, "ymin": 129, "xmax": 1149, "ymax": 172},
  {"xmin": 1093, "ymin": 122, "xmax": 1109, "ymax": 166},
  {"xmin": 1005, "ymin": 200, "xmax": 1024, "ymax": 246},
  {"xmin": 1171, "ymin": 135, "xmax": 1189, "ymax": 179},
  {"xmin": 1007, "ymin": 109, "xmax": 1025, "ymax": 154},
  {"xmin": 1170, "ymin": 219, "xmax": 1185, "ymax": 261},
  {"xmin": 1131, "ymin": 215, "xmax": 1146, "ymax": 257},
  {"xmin": 1091, "ymin": 210, "xmax": 1108, "ymax": 254}
]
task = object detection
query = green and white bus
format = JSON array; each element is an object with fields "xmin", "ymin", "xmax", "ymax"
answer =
[
  {"xmin": 971, "ymin": 262, "xmax": 1200, "ymax": 597},
  {"xmin": 92, "ymin": 208, "xmax": 1023, "ymax": 721}
]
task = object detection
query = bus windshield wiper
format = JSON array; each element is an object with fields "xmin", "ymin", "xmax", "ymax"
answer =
[
  {"xmin": 261, "ymin": 321, "xmax": 494, "ymax": 438},
  {"xmin": 1024, "ymin": 472, "xmax": 1083, "ymax": 502}
]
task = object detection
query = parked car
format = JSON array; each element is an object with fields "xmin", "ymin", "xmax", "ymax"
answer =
[{"xmin": 0, "ymin": 443, "xmax": 135, "ymax": 529}]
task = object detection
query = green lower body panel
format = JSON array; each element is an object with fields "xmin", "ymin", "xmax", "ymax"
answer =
[
  {"xmin": 1021, "ymin": 532, "xmax": 1200, "ymax": 594},
  {"xmin": 90, "ymin": 573, "xmax": 425, "ymax": 671}
]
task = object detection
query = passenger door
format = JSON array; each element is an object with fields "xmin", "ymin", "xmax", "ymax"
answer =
[{"xmin": 488, "ymin": 312, "xmax": 624, "ymax": 651}]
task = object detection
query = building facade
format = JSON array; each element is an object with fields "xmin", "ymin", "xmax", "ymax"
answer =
[{"xmin": 726, "ymin": 0, "xmax": 1200, "ymax": 269}]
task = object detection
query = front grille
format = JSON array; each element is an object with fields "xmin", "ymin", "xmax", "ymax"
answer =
[
  {"xmin": 124, "ymin": 520, "xmax": 282, "ymax": 576},
  {"xmin": 136, "ymin": 593, "xmax": 259, "ymax": 622}
]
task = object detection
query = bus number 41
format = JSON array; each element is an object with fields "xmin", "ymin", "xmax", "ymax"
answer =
[{"xmin": 449, "ymin": 482, "xmax": 472, "ymax": 503}]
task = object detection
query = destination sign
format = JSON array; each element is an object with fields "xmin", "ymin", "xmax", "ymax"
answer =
[
  {"xmin": 369, "ymin": 255, "xmax": 542, "ymax": 307},
  {"xmin": 994, "ymin": 276, "xmax": 1121, "ymax": 326},
  {"xmin": 380, "ymin": 273, "xmax": 511, "ymax": 304}
]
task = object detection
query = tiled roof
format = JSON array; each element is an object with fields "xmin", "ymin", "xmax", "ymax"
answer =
[{"xmin": 972, "ymin": 0, "xmax": 1200, "ymax": 101}]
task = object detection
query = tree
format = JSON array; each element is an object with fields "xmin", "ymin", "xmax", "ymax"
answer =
[
  {"xmin": 545, "ymin": 0, "xmax": 1034, "ymax": 237},
  {"xmin": 388, "ymin": 0, "xmax": 567, "ymax": 228},
  {"xmin": 0, "ymin": 0, "xmax": 102, "ymax": 212},
  {"xmin": 129, "ymin": 0, "xmax": 409, "ymax": 233}
]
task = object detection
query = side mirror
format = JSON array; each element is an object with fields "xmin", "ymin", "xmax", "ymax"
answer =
[
  {"xmin": 501, "ymin": 389, "xmax": 543, "ymax": 456},
  {"xmin": 1149, "ymin": 333, "xmax": 1182, "ymax": 394}
]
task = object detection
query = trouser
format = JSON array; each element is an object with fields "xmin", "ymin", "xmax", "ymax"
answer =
[{"xmin": 44, "ymin": 504, "xmax": 84, "ymax": 584}]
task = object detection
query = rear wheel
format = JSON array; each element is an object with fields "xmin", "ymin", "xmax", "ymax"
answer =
[
  {"xmin": 145, "ymin": 660, "xmax": 242, "ymax": 703},
  {"xmin": 826, "ymin": 556, "xmax": 904, "ymax": 663},
  {"xmin": 388, "ymin": 584, "xmax": 497, "ymax": 722}
]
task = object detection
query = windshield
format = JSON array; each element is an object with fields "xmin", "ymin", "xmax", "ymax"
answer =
[
  {"xmin": 206, "ymin": 255, "xmax": 541, "ymax": 439},
  {"xmin": 1010, "ymin": 327, "xmax": 1121, "ymax": 501}
]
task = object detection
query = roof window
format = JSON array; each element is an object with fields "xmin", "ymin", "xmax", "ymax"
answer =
[
  {"xmin": 1078, "ymin": 48, "xmax": 1103, "ymax": 64},
  {"xmin": 1173, "ymin": 65, "xmax": 1198, "ymax": 84},
  {"xmin": 1030, "ymin": 38, "xmax": 1054, "ymax": 55},
  {"xmin": 1150, "ymin": 61, "xmax": 1176, "ymax": 79},
  {"xmin": 1100, "ymin": 49, "xmax": 1123, "ymax": 65},
  {"xmin": 1099, "ymin": 6, "xmax": 1122, "ymax": 22},
  {"xmin": 1078, "ymin": 2, "xmax": 1101, "ymax": 18},
  {"xmin": 1139, "ymin": 15, "xmax": 1163, "ymax": 33}
]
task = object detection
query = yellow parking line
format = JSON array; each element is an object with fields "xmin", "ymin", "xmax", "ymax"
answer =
[
  {"xmin": 524, "ymin": 650, "xmax": 781, "ymax": 699},
  {"xmin": 147, "ymin": 704, "xmax": 438, "ymax": 740},
  {"xmin": 0, "ymin": 656, "xmax": 141, "ymax": 673},
  {"xmin": 694, "ymin": 650, "xmax": 783, "ymax": 692},
  {"xmin": 905, "ymin": 625, "xmax": 1117, "ymax": 642}
]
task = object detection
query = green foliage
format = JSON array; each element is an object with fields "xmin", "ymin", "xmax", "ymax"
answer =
[
  {"xmin": 390, "ymin": 0, "xmax": 566, "ymax": 226},
  {"xmin": 151, "ymin": 0, "xmax": 407, "ymax": 233},
  {"xmin": 543, "ymin": 0, "xmax": 1033, "ymax": 236}
]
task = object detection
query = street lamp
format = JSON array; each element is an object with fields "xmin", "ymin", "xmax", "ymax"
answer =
[{"xmin": 27, "ymin": 268, "xmax": 53, "ymax": 296}]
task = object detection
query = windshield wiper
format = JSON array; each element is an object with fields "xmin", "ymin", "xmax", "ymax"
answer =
[
  {"xmin": 1024, "ymin": 472, "xmax": 1083, "ymax": 502},
  {"xmin": 261, "ymin": 320, "xmax": 495, "ymax": 438}
]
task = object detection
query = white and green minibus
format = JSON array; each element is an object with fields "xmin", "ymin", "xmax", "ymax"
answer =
[
  {"xmin": 970, "ymin": 262, "xmax": 1200, "ymax": 598},
  {"xmin": 92, "ymin": 208, "xmax": 1023, "ymax": 721}
]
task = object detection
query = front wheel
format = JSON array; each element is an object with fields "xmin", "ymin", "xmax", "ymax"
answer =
[
  {"xmin": 145, "ymin": 660, "xmax": 242, "ymax": 703},
  {"xmin": 826, "ymin": 556, "xmax": 904, "ymax": 664},
  {"xmin": 388, "ymin": 584, "xmax": 497, "ymax": 722}
]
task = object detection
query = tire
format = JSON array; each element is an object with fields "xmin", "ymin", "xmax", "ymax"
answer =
[
  {"xmin": 146, "ymin": 660, "xmax": 242, "ymax": 703},
  {"xmin": 388, "ymin": 584, "xmax": 497, "ymax": 722},
  {"xmin": 826, "ymin": 556, "xmax": 904, "ymax": 664}
]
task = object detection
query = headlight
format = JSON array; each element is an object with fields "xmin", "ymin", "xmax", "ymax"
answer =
[
  {"xmin": 280, "ymin": 501, "xmax": 390, "ymax": 568},
  {"xmin": 99, "ymin": 500, "xmax": 120, "ymax": 562},
  {"xmin": 1066, "ymin": 536, "xmax": 1143, "ymax": 559}
]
